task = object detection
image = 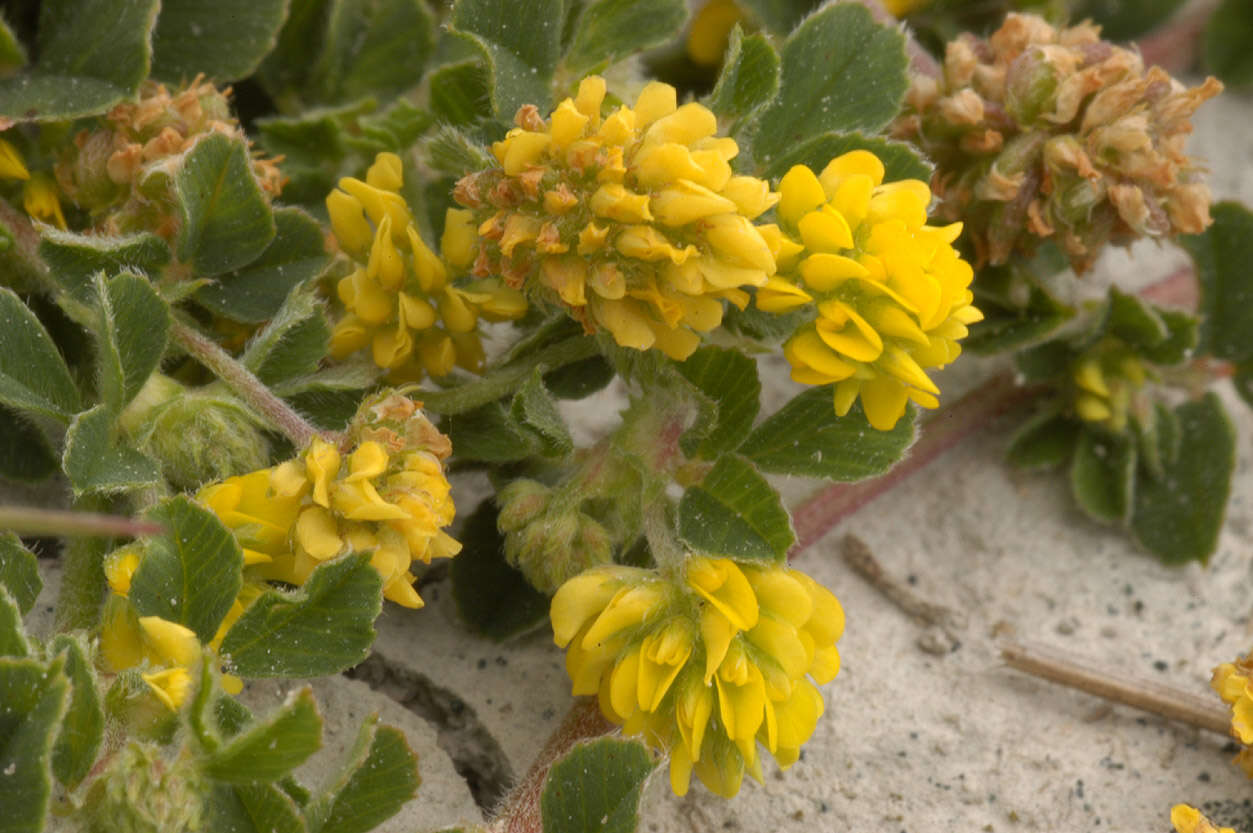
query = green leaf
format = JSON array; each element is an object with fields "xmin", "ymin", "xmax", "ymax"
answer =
[
  {"xmin": 511, "ymin": 369, "xmax": 573, "ymax": 458},
  {"xmin": 256, "ymin": 0, "xmax": 334, "ymax": 100},
  {"xmin": 1072, "ymin": 0, "xmax": 1187, "ymax": 41},
  {"xmin": 1069, "ymin": 427, "xmax": 1136, "ymax": 524},
  {"xmin": 678, "ymin": 454, "xmax": 794, "ymax": 562},
  {"xmin": 450, "ymin": 0, "xmax": 564, "ymax": 118},
  {"xmin": 709, "ymin": 28, "xmax": 780, "ymax": 128},
  {"xmin": 1140, "ymin": 308, "xmax": 1198, "ymax": 366},
  {"xmin": 544, "ymin": 354, "xmax": 615, "ymax": 400},
  {"xmin": 741, "ymin": 390, "xmax": 916, "ymax": 481},
  {"xmin": 1006, "ymin": 408, "xmax": 1080, "ymax": 471},
  {"xmin": 273, "ymin": 364, "xmax": 381, "ymax": 431},
  {"xmin": 430, "ymin": 60, "xmax": 493, "ymax": 126},
  {"xmin": 450, "ymin": 499, "xmax": 549, "ymax": 640},
  {"xmin": 1102, "ymin": 287, "xmax": 1168, "ymax": 348},
  {"xmin": 203, "ymin": 688, "xmax": 322, "ymax": 783},
  {"xmin": 0, "ymin": 656, "xmax": 69, "ymax": 833},
  {"xmin": 313, "ymin": 0, "xmax": 435, "ymax": 104},
  {"xmin": 152, "ymin": 0, "xmax": 288, "ymax": 83},
  {"xmin": 0, "ymin": 0, "xmax": 158, "ymax": 122},
  {"xmin": 38, "ymin": 228, "xmax": 171, "ymax": 308},
  {"xmin": 91, "ymin": 272, "xmax": 171, "ymax": 414},
  {"xmin": 966, "ymin": 283, "xmax": 1073, "ymax": 355},
  {"xmin": 737, "ymin": 0, "xmax": 813, "ymax": 34},
  {"xmin": 443, "ymin": 401, "xmax": 544, "ymax": 463},
  {"xmin": 540, "ymin": 737, "xmax": 655, "ymax": 833},
  {"xmin": 1134, "ymin": 400, "xmax": 1180, "ymax": 481},
  {"xmin": 1131, "ymin": 394, "xmax": 1236, "ymax": 564},
  {"xmin": 0, "ymin": 407, "xmax": 57, "ymax": 482},
  {"xmin": 0, "ymin": 588, "xmax": 29, "ymax": 658},
  {"xmin": 1205, "ymin": 0, "xmax": 1253, "ymax": 87},
  {"xmin": 257, "ymin": 104, "xmax": 359, "ymax": 205},
  {"xmin": 0, "ymin": 15, "xmax": 26, "ymax": 74},
  {"xmin": 0, "ymin": 533, "xmax": 41, "ymax": 615},
  {"xmin": 48, "ymin": 635, "xmax": 103, "ymax": 788},
  {"xmin": 175, "ymin": 133, "xmax": 277, "ymax": 278},
  {"xmin": 241, "ymin": 287, "xmax": 331, "ymax": 386},
  {"xmin": 761, "ymin": 131, "xmax": 932, "ymax": 182},
  {"xmin": 1014, "ymin": 339, "xmax": 1073, "ymax": 382},
  {"xmin": 310, "ymin": 717, "xmax": 419, "ymax": 833},
  {"xmin": 204, "ymin": 783, "xmax": 309, "ymax": 833},
  {"xmin": 350, "ymin": 100, "xmax": 435, "ymax": 155},
  {"xmin": 0, "ymin": 287, "xmax": 80, "ymax": 419},
  {"xmin": 130, "ymin": 496, "xmax": 244, "ymax": 643},
  {"xmin": 675, "ymin": 346, "xmax": 760, "ymax": 459},
  {"xmin": 1180, "ymin": 202, "xmax": 1253, "ymax": 361},
  {"xmin": 748, "ymin": 4, "xmax": 907, "ymax": 170},
  {"xmin": 62, "ymin": 405, "xmax": 162, "ymax": 496},
  {"xmin": 220, "ymin": 554, "xmax": 382, "ymax": 678},
  {"xmin": 196, "ymin": 208, "xmax": 331, "ymax": 324},
  {"xmin": 564, "ymin": 0, "xmax": 687, "ymax": 73}
]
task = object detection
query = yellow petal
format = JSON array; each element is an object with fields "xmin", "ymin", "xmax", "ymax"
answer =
[
  {"xmin": 860, "ymin": 376, "xmax": 909, "ymax": 430},
  {"xmin": 686, "ymin": 557, "xmax": 758, "ymax": 631},
  {"xmin": 590, "ymin": 183, "xmax": 653, "ymax": 223},
  {"xmin": 138, "ymin": 616, "xmax": 201, "ymax": 668},
  {"xmin": 818, "ymin": 150, "xmax": 885, "ymax": 196},
  {"xmin": 798, "ymin": 207, "xmax": 854, "ymax": 252},
  {"xmin": 651, "ymin": 179, "xmax": 737, "ymax": 226},
  {"xmin": 550, "ymin": 569, "xmax": 622, "ymax": 646},
  {"xmin": 142, "ymin": 668, "xmax": 192, "ymax": 711},
  {"xmin": 634, "ymin": 81, "xmax": 678, "ymax": 127},
  {"xmin": 798, "ymin": 252, "xmax": 870, "ymax": 291},
  {"xmin": 720, "ymin": 175, "xmax": 778, "ymax": 219},
  {"xmin": 574, "ymin": 76, "xmax": 607, "ymax": 120},
  {"xmin": 704, "ymin": 214, "xmax": 775, "ymax": 272},
  {"xmin": 327, "ymin": 189, "xmax": 372, "ymax": 254},
  {"xmin": 295, "ymin": 507, "xmax": 343, "ymax": 560},
  {"xmin": 786, "ymin": 328, "xmax": 857, "ymax": 381},
  {"xmin": 441, "ymin": 208, "xmax": 477, "ymax": 270},
  {"xmin": 778, "ymin": 165, "xmax": 826, "ymax": 227},
  {"xmin": 550, "ymin": 99, "xmax": 590, "ymax": 148}
]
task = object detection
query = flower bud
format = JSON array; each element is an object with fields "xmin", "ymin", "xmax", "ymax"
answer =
[
  {"xmin": 496, "ymin": 478, "xmax": 552, "ymax": 532},
  {"xmin": 81, "ymin": 740, "xmax": 206, "ymax": 833}
]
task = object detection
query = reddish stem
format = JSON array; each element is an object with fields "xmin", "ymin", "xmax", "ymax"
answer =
[{"xmin": 487, "ymin": 698, "xmax": 613, "ymax": 833}]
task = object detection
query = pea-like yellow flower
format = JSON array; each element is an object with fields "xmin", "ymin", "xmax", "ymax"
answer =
[
  {"xmin": 1070, "ymin": 343, "xmax": 1147, "ymax": 432},
  {"xmin": 0, "ymin": 136, "xmax": 30, "ymax": 181},
  {"xmin": 551, "ymin": 556, "xmax": 843, "ymax": 797},
  {"xmin": 455, "ymin": 75, "xmax": 779, "ymax": 360},
  {"xmin": 200, "ymin": 393, "xmax": 460, "ymax": 608},
  {"xmin": 1212, "ymin": 652, "xmax": 1253, "ymax": 778},
  {"xmin": 23, "ymin": 172, "xmax": 67, "ymax": 229},
  {"xmin": 100, "ymin": 601, "xmax": 202, "ymax": 710},
  {"xmin": 757, "ymin": 152, "xmax": 981, "ymax": 430},
  {"xmin": 1172, "ymin": 805, "xmax": 1240, "ymax": 833},
  {"xmin": 686, "ymin": 0, "xmax": 744, "ymax": 66},
  {"xmin": 327, "ymin": 152, "xmax": 525, "ymax": 381}
]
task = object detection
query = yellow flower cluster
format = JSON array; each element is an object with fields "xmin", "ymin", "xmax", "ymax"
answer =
[
  {"xmin": 200, "ymin": 394, "xmax": 459, "ymax": 608},
  {"xmin": 99, "ymin": 548, "xmax": 253, "ymax": 709},
  {"xmin": 1172, "ymin": 805, "xmax": 1241, "ymax": 833},
  {"xmin": 551, "ymin": 556, "xmax": 843, "ymax": 797},
  {"xmin": 1212, "ymin": 652, "xmax": 1253, "ymax": 777},
  {"xmin": 1071, "ymin": 345, "xmax": 1147, "ymax": 432},
  {"xmin": 757, "ymin": 152, "xmax": 981, "ymax": 430},
  {"xmin": 455, "ymin": 76, "xmax": 779, "ymax": 360},
  {"xmin": 327, "ymin": 152, "xmax": 526, "ymax": 381}
]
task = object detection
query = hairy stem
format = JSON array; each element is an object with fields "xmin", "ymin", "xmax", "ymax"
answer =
[
  {"xmin": 1000, "ymin": 641, "xmax": 1231, "ymax": 735},
  {"xmin": 487, "ymin": 698, "xmax": 613, "ymax": 833},
  {"xmin": 171, "ymin": 320, "xmax": 331, "ymax": 450},
  {"xmin": 0, "ymin": 505, "xmax": 162, "ymax": 538}
]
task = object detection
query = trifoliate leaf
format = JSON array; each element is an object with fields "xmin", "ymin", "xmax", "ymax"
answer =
[
  {"xmin": 62, "ymin": 406, "xmax": 162, "ymax": 496},
  {"xmin": 48, "ymin": 635, "xmax": 103, "ymax": 789},
  {"xmin": 203, "ymin": 688, "xmax": 323, "ymax": 783},
  {"xmin": 749, "ymin": 3, "xmax": 907, "ymax": 169},
  {"xmin": 709, "ymin": 27, "xmax": 780, "ymax": 129},
  {"xmin": 174, "ymin": 133, "xmax": 277, "ymax": 278},
  {"xmin": 0, "ymin": 0, "xmax": 158, "ymax": 122},
  {"xmin": 309, "ymin": 717, "xmax": 419, "ymax": 833},
  {"xmin": 675, "ymin": 346, "xmax": 760, "ymax": 459},
  {"xmin": 451, "ymin": 499, "xmax": 549, "ymax": 641},
  {"xmin": 241, "ymin": 286, "xmax": 332, "ymax": 386},
  {"xmin": 196, "ymin": 208, "xmax": 331, "ymax": 324},
  {"xmin": 1131, "ymin": 393, "xmax": 1235, "ymax": 564},
  {"xmin": 1181, "ymin": 201, "xmax": 1253, "ymax": 361},
  {"xmin": 0, "ymin": 656, "xmax": 69, "ymax": 833},
  {"xmin": 741, "ymin": 390, "xmax": 916, "ymax": 481},
  {"xmin": 541, "ymin": 737, "xmax": 655, "ymax": 833},
  {"xmin": 220, "ymin": 554, "xmax": 382, "ymax": 679},
  {"xmin": 679, "ymin": 454, "xmax": 794, "ymax": 562},
  {"xmin": 312, "ymin": 0, "xmax": 435, "ymax": 104},
  {"xmin": 152, "ymin": 0, "xmax": 288, "ymax": 83},
  {"xmin": 1069, "ymin": 427, "xmax": 1136, "ymax": 524},
  {"xmin": 563, "ymin": 0, "xmax": 688, "ymax": 74},
  {"xmin": 130, "ymin": 496, "xmax": 244, "ymax": 643},
  {"xmin": 0, "ymin": 534, "xmax": 41, "ymax": 615},
  {"xmin": 450, "ymin": 0, "xmax": 564, "ymax": 118},
  {"xmin": 0, "ymin": 287, "xmax": 80, "ymax": 420}
]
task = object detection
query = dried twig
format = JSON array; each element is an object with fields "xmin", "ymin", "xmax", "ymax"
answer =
[{"xmin": 1000, "ymin": 641, "xmax": 1231, "ymax": 736}]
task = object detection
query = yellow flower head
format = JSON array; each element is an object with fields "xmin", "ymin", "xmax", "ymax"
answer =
[
  {"xmin": 550, "ymin": 556, "xmax": 844, "ymax": 797},
  {"xmin": 455, "ymin": 75, "xmax": 779, "ymax": 360},
  {"xmin": 200, "ymin": 393, "xmax": 460, "ymax": 608},
  {"xmin": 757, "ymin": 152, "xmax": 981, "ymax": 430},
  {"xmin": 327, "ymin": 152, "xmax": 526, "ymax": 382},
  {"xmin": 1172, "ymin": 805, "xmax": 1241, "ymax": 833},
  {"xmin": 1212, "ymin": 652, "xmax": 1253, "ymax": 778}
]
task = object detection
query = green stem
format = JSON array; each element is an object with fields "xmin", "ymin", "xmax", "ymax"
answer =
[
  {"xmin": 416, "ymin": 335, "xmax": 600, "ymax": 415},
  {"xmin": 171, "ymin": 320, "xmax": 332, "ymax": 450}
]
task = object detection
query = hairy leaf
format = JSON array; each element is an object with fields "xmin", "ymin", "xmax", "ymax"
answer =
[
  {"xmin": 450, "ymin": 0, "xmax": 564, "ymax": 118},
  {"xmin": 0, "ymin": 656, "xmax": 69, "ymax": 833},
  {"xmin": 675, "ymin": 346, "xmax": 760, "ymax": 459},
  {"xmin": 62, "ymin": 405, "xmax": 162, "ymax": 496},
  {"xmin": 0, "ymin": 287, "xmax": 80, "ymax": 419},
  {"xmin": 313, "ymin": 0, "xmax": 435, "ymax": 104},
  {"xmin": 541, "ymin": 737, "xmax": 655, "ymax": 833},
  {"xmin": 203, "ymin": 688, "xmax": 323, "ymax": 783},
  {"xmin": 451, "ymin": 499, "xmax": 548, "ymax": 640},
  {"xmin": 48, "ymin": 635, "xmax": 103, "ymax": 788},
  {"xmin": 679, "ymin": 454, "xmax": 793, "ymax": 562},
  {"xmin": 310, "ymin": 717, "xmax": 419, "ymax": 833},
  {"xmin": 0, "ymin": 534, "xmax": 41, "ymax": 615},
  {"xmin": 152, "ymin": 0, "xmax": 288, "ymax": 82},
  {"xmin": 564, "ymin": 0, "xmax": 687, "ymax": 73}
]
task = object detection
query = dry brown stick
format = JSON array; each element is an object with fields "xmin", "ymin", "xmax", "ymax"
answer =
[
  {"xmin": 841, "ymin": 534, "xmax": 966, "ymax": 632},
  {"xmin": 1000, "ymin": 641, "xmax": 1231, "ymax": 736}
]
